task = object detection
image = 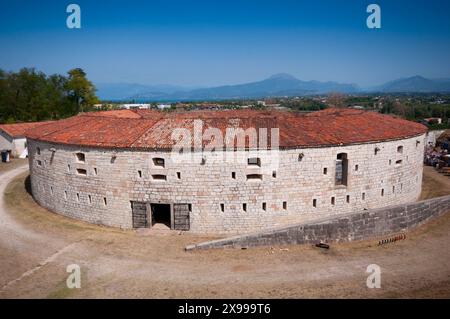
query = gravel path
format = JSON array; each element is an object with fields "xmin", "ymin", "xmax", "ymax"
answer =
[{"xmin": 0, "ymin": 164, "xmax": 75, "ymax": 294}]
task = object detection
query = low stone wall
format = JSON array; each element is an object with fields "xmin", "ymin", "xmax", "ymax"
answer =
[{"xmin": 186, "ymin": 195, "xmax": 450, "ymax": 250}]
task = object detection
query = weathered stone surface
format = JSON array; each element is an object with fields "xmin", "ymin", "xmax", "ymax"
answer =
[
  {"xmin": 28, "ymin": 134, "xmax": 425, "ymax": 234},
  {"xmin": 186, "ymin": 195, "xmax": 450, "ymax": 250}
]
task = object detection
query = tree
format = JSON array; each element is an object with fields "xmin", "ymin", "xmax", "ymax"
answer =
[
  {"xmin": 393, "ymin": 101, "xmax": 409, "ymax": 119},
  {"xmin": 327, "ymin": 92, "xmax": 345, "ymax": 108},
  {"xmin": 65, "ymin": 68, "xmax": 98, "ymax": 113},
  {"xmin": 4, "ymin": 68, "xmax": 50, "ymax": 121},
  {"xmin": 0, "ymin": 68, "xmax": 99, "ymax": 123},
  {"xmin": 47, "ymin": 74, "xmax": 70, "ymax": 118},
  {"xmin": 0, "ymin": 69, "xmax": 8, "ymax": 122}
]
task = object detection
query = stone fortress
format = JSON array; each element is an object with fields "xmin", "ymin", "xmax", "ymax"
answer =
[{"xmin": 25, "ymin": 108, "xmax": 428, "ymax": 234}]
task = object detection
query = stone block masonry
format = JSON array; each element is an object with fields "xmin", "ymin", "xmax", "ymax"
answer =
[
  {"xmin": 28, "ymin": 133, "xmax": 425, "ymax": 234},
  {"xmin": 24, "ymin": 108, "xmax": 428, "ymax": 234},
  {"xmin": 185, "ymin": 195, "xmax": 450, "ymax": 249}
]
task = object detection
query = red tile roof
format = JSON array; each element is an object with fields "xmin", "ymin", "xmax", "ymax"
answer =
[
  {"xmin": 25, "ymin": 109, "xmax": 428, "ymax": 150},
  {"xmin": 0, "ymin": 121, "xmax": 54, "ymax": 138}
]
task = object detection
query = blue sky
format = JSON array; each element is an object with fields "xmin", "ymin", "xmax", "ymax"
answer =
[{"xmin": 1, "ymin": 0, "xmax": 450, "ymax": 87}]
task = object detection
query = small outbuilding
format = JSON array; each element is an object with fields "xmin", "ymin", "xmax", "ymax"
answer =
[
  {"xmin": 437, "ymin": 130, "xmax": 450, "ymax": 150},
  {"xmin": 0, "ymin": 121, "xmax": 52, "ymax": 158}
]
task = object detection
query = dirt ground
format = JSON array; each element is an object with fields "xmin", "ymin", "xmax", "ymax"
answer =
[
  {"xmin": 420, "ymin": 166, "xmax": 450, "ymax": 200},
  {"xmin": 0, "ymin": 160, "xmax": 450, "ymax": 298},
  {"xmin": 0, "ymin": 158, "xmax": 28, "ymax": 174}
]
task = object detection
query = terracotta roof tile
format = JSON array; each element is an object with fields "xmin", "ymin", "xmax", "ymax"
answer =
[
  {"xmin": 25, "ymin": 108, "xmax": 428, "ymax": 150},
  {"xmin": 0, "ymin": 121, "xmax": 54, "ymax": 138}
]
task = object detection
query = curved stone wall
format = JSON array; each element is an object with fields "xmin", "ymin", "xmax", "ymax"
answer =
[
  {"xmin": 186, "ymin": 195, "xmax": 450, "ymax": 250},
  {"xmin": 28, "ymin": 133, "xmax": 426, "ymax": 234}
]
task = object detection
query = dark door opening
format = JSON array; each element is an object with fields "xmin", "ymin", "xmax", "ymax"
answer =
[{"xmin": 151, "ymin": 204, "xmax": 171, "ymax": 228}]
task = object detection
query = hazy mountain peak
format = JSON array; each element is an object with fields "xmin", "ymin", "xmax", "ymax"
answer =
[
  {"xmin": 97, "ymin": 74, "xmax": 359, "ymax": 100},
  {"xmin": 267, "ymin": 73, "xmax": 298, "ymax": 81},
  {"xmin": 96, "ymin": 74, "xmax": 450, "ymax": 101},
  {"xmin": 376, "ymin": 75, "xmax": 449, "ymax": 93}
]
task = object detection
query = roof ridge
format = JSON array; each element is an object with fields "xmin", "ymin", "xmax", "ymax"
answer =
[{"xmin": 129, "ymin": 109, "xmax": 144, "ymax": 118}]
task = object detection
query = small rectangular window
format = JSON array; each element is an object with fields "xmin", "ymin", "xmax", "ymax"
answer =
[
  {"xmin": 138, "ymin": 170, "xmax": 142, "ymax": 178},
  {"xmin": 76, "ymin": 193, "xmax": 80, "ymax": 202},
  {"xmin": 283, "ymin": 201, "xmax": 287, "ymax": 210},
  {"xmin": 93, "ymin": 167, "xmax": 97, "ymax": 175},
  {"xmin": 397, "ymin": 146, "xmax": 403, "ymax": 153},
  {"xmin": 76, "ymin": 168, "xmax": 87, "ymax": 176},
  {"xmin": 50, "ymin": 186, "xmax": 54, "ymax": 195},
  {"xmin": 68, "ymin": 164, "xmax": 71, "ymax": 172},
  {"xmin": 75, "ymin": 152, "xmax": 85, "ymax": 163},
  {"xmin": 103, "ymin": 197, "xmax": 107, "ymax": 206},
  {"xmin": 335, "ymin": 153, "xmax": 348, "ymax": 186},
  {"xmin": 395, "ymin": 160, "xmax": 402, "ymax": 165},
  {"xmin": 177, "ymin": 172, "xmax": 181, "ymax": 179},
  {"xmin": 355, "ymin": 165, "xmax": 359, "ymax": 171},
  {"xmin": 381, "ymin": 189, "xmax": 384, "ymax": 197},
  {"xmin": 346, "ymin": 195, "xmax": 350, "ymax": 203},
  {"xmin": 247, "ymin": 157, "xmax": 261, "ymax": 167},
  {"xmin": 64, "ymin": 191, "xmax": 67, "ymax": 200},
  {"xmin": 188, "ymin": 204, "xmax": 192, "ymax": 212},
  {"xmin": 272, "ymin": 171, "xmax": 277, "ymax": 178},
  {"xmin": 362, "ymin": 192, "xmax": 366, "ymax": 200},
  {"xmin": 37, "ymin": 160, "xmax": 42, "ymax": 167},
  {"xmin": 231, "ymin": 172, "xmax": 236, "ymax": 179},
  {"xmin": 323, "ymin": 167, "xmax": 327, "ymax": 174},
  {"xmin": 152, "ymin": 174, "xmax": 167, "ymax": 181},
  {"xmin": 220, "ymin": 203, "xmax": 224, "ymax": 212},
  {"xmin": 246, "ymin": 174, "xmax": 262, "ymax": 181},
  {"xmin": 392, "ymin": 186, "xmax": 395, "ymax": 193},
  {"xmin": 313, "ymin": 199, "xmax": 317, "ymax": 208},
  {"xmin": 331, "ymin": 197, "xmax": 335, "ymax": 205},
  {"xmin": 262, "ymin": 202, "xmax": 266, "ymax": 211},
  {"xmin": 88, "ymin": 195, "xmax": 92, "ymax": 204},
  {"xmin": 153, "ymin": 157, "xmax": 165, "ymax": 167},
  {"xmin": 243, "ymin": 203, "xmax": 247, "ymax": 212}
]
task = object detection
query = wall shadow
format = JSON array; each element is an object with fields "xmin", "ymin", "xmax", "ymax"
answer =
[{"xmin": 24, "ymin": 175, "xmax": 32, "ymax": 196}]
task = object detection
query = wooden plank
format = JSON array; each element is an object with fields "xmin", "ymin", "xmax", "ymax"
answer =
[
  {"xmin": 132, "ymin": 201, "xmax": 148, "ymax": 228},
  {"xmin": 173, "ymin": 203, "xmax": 190, "ymax": 231}
]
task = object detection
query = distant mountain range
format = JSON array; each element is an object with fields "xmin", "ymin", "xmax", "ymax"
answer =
[
  {"xmin": 95, "ymin": 83, "xmax": 191, "ymax": 100},
  {"xmin": 96, "ymin": 74, "xmax": 450, "ymax": 101},
  {"xmin": 371, "ymin": 75, "xmax": 450, "ymax": 93}
]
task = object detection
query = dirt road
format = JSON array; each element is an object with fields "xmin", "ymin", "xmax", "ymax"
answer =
[{"xmin": 0, "ymin": 162, "xmax": 449, "ymax": 298}]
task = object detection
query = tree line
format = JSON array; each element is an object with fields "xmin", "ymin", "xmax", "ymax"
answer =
[
  {"xmin": 0, "ymin": 68, "xmax": 98, "ymax": 123},
  {"xmin": 380, "ymin": 99, "xmax": 450, "ymax": 128}
]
